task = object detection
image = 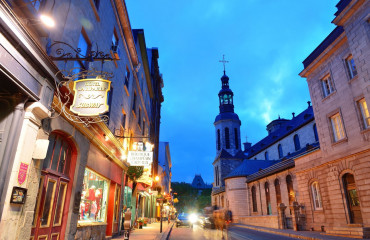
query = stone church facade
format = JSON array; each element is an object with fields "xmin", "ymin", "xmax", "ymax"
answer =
[{"xmin": 212, "ymin": 0, "xmax": 370, "ymax": 238}]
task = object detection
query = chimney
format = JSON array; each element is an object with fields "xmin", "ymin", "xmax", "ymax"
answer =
[
  {"xmin": 243, "ymin": 142, "xmax": 252, "ymax": 151},
  {"xmin": 307, "ymin": 101, "xmax": 311, "ymax": 107},
  {"xmin": 292, "ymin": 112, "xmax": 295, "ymax": 118}
]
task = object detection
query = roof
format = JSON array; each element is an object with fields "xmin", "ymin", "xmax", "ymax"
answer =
[
  {"xmin": 245, "ymin": 106, "xmax": 315, "ymax": 158},
  {"xmin": 224, "ymin": 160, "xmax": 280, "ymax": 179},
  {"xmin": 215, "ymin": 112, "xmax": 241, "ymax": 123},
  {"xmin": 302, "ymin": 26, "xmax": 344, "ymax": 69},
  {"xmin": 246, "ymin": 142, "xmax": 320, "ymax": 182},
  {"xmin": 335, "ymin": 0, "xmax": 351, "ymax": 16}
]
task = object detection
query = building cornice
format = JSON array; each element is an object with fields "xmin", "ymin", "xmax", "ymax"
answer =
[{"xmin": 332, "ymin": 0, "xmax": 366, "ymax": 26}]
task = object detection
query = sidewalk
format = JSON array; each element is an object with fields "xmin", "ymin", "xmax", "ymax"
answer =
[
  {"xmin": 232, "ymin": 223, "xmax": 360, "ymax": 240},
  {"xmin": 113, "ymin": 220, "xmax": 174, "ymax": 240}
]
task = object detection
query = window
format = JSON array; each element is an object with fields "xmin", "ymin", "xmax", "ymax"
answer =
[
  {"xmin": 73, "ymin": 30, "xmax": 91, "ymax": 73},
  {"xmin": 93, "ymin": 0, "xmax": 100, "ymax": 10},
  {"xmin": 330, "ymin": 113, "xmax": 346, "ymax": 142},
  {"xmin": 311, "ymin": 181, "xmax": 323, "ymax": 210},
  {"xmin": 321, "ymin": 75, "xmax": 335, "ymax": 97},
  {"xmin": 138, "ymin": 107, "xmax": 141, "ymax": 126},
  {"xmin": 234, "ymin": 128, "xmax": 239, "ymax": 149},
  {"xmin": 142, "ymin": 119, "xmax": 145, "ymax": 135},
  {"xmin": 43, "ymin": 133, "xmax": 72, "ymax": 175},
  {"xmin": 121, "ymin": 113, "xmax": 126, "ymax": 129},
  {"xmin": 275, "ymin": 179, "xmax": 282, "ymax": 205},
  {"xmin": 265, "ymin": 182, "xmax": 271, "ymax": 215},
  {"xmin": 106, "ymin": 85, "xmax": 114, "ymax": 124},
  {"xmin": 132, "ymin": 92, "xmax": 137, "ymax": 112},
  {"xmin": 345, "ymin": 55, "xmax": 357, "ymax": 79},
  {"xmin": 123, "ymin": 186, "xmax": 132, "ymax": 208},
  {"xmin": 278, "ymin": 144, "xmax": 283, "ymax": 159},
  {"xmin": 265, "ymin": 151, "xmax": 269, "ymax": 160},
  {"xmin": 225, "ymin": 128, "xmax": 230, "ymax": 149},
  {"xmin": 79, "ymin": 168, "xmax": 109, "ymax": 223},
  {"xmin": 217, "ymin": 129, "xmax": 221, "ymax": 150},
  {"xmin": 286, "ymin": 175, "xmax": 295, "ymax": 205},
  {"xmin": 252, "ymin": 186, "xmax": 257, "ymax": 212},
  {"xmin": 215, "ymin": 166, "xmax": 219, "ymax": 186},
  {"xmin": 313, "ymin": 124, "xmax": 319, "ymax": 142},
  {"xmin": 112, "ymin": 30, "xmax": 118, "ymax": 47},
  {"xmin": 357, "ymin": 98, "xmax": 370, "ymax": 129},
  {"xmin": 294, "ymin": 134, "xmax": 300, "ymax": 151},
  {"xmin": 124, "ymin": 66, "xmax": 130, "ymax": 89},
  {"xmin": 113, "ymin": 185, "xmax": 120, "ymax": 223}
]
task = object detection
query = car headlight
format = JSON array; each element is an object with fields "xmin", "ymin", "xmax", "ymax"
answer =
[{"xmin": 189, "ymin": 214, "xmax": 197, "ymax": 223}]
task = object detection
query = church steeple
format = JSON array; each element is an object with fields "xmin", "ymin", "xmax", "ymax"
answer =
[
  {"xmin": 218, "ymin": 55, "xmax": 234, "ymax": 113},
  {"xmin": 214, "ymin": 55, "xmax": 241, "ymax": 156}
]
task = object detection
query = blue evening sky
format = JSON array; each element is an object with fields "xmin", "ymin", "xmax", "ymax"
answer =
[{"xmin": 126, "ymin": 0, "xmax": 337, "ymax": 184}]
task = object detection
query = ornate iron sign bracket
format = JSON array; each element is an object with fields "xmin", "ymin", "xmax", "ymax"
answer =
[{"xmin": 47, "ymin": 41, "xmax": 119, "ymax": 62}]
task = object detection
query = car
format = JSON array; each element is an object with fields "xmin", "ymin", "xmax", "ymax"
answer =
[
  {"xmin": 199, "ymin": 216, "xmax": 215, "ymax": 229},
  {"xmin": 176, "ymin": 213, "xmax": 193, "ymax": 228}
]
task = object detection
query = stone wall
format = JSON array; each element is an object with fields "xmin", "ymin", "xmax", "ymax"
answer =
[
  {"xmin": 74, "ymin": 224, "xmax": 107, "ymax": 240},
  {"xmin": 239, "ymin": 215, "xmax": 279, "ymax": 229},
  {"xmin": 225, "ymin": 177, "xmax": 249, "ymax": 221}
]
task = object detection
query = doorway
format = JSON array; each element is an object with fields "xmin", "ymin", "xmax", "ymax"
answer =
[
  {"xmin": 31, "ymin": 132, "xmax": 76, "ymax": 240},
  {"xmin": 343, "ymin": 173, "xmax": 363, "ymax": 224}
]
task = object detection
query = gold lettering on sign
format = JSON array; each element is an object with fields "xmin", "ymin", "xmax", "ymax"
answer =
[{"xmin": 70, "ymin": 78, "xmax": 111, "ymax": 116}]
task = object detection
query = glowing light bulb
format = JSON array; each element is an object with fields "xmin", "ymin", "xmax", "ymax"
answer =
[{"xmin": 40, "ymin": 14, "xmax": 55, "ymax": 28}]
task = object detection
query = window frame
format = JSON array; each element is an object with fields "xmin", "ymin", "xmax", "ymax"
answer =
[
  {"xmin": 345, "ymin": 55, "xmax": 358, "ymax": 80},
  {"xmin": 293, "ymin": 134, "xmax": 300, "ymax": 151},
  {"xmin": 357, "ymin": 98, "xmax": 370, "ymax": 130},
  {"xmin": 225, "ymin": 127, "xmax": 230, "ymax": 149},
  {"xmin": 321, "ymin": 74, "xmax": 335, "ymax": 98},
  {"xmin": 251, "ymin": 186, "xmax": 257, "ymax": 212},
  {"xmin": 330, "ymin": 112, "xmax": 346, "ymax": 142},
  {"xmin": 310, "ymin": 181, "xmax": 323, "ymax": 210},
  {"xmin": 278, "ymin": 144, "xmax": 283, "ymax": 159}
]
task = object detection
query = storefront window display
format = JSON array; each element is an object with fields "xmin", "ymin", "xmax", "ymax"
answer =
[
  {"xmin": 124, "ymin": 186, "xmax": 132, "ymax": 208},
  {"xmin": 79, "ymin": 169, "xmax": 109, "ymax": 223}
]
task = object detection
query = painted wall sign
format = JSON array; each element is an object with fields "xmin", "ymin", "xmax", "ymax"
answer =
[
  {"xmin": 127, "ymin": 151, "xmax": 153, "ymax": 166},
  {"xmin": 70, "ymin": 78, "xmax": 111, "ymax": 116},
  {"xmin": 17, "ymin": 162, "xmax": 28, "ymax": 185}
]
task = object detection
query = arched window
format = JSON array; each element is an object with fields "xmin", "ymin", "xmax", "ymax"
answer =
[
  {"xmin": 43, "ymin": 133, "xmax": 73, "ymax": 175},
  {"xmin": 217, "ymin": 129, "xmax": 221, "ymax": 150},
  {"xmin": 265, "ymin": 151, "xmax": 269, "ymax": 160},
  {"xmin": 313, "ymin": 124, "xmax": 319, "ymax": 142},
  {"xmin": 251, "ymin": 186, "xmax": 257, "ymax": 212},
  {"xmin": 294, "ymin": 134, "xmax": 300, "ymax": 151},
  {"xmin": 278, "ymin": 144, "xmax": 283, "ymax": 159},
  {"xmin": 286, "ymin": 175, "xmax": 295, "ymax": 205},
  {"xmin": 275, "ymin": 179, "xmax": 282, "ymax": 205},
  {"xmin": 265, "ymin": 182, "xmax": 271, "ymax": 215},
  {"xmin": 311, "ymin": 181, "xmax": 323, "ymax": 210},
  {"xmin": 234, "ymin": 128, "xmax": 239, "ymax": 149},
  {"xmin": 225, "ymin": 128, "xmax": 230, "ymax": 149}
]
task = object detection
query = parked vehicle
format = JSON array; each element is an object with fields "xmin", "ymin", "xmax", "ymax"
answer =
[{"xmin": 199, "ymin": 215, "xmax": 215, "ymax": 229}]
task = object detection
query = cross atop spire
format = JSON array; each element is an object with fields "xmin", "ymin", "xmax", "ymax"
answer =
[{"xmin": 219, "ymin": 54, "xmax": 229, "ymax": 74}]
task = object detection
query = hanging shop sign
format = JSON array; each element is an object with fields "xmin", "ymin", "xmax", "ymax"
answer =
[
  {"xmin": 70, "ymin": 78, "xmax": 111, "ymax": 116},
  {"xmin": 137, "ymin": 165, "xmax": 153, "ymax": 186},
  {"xmin": 17, "ymin": 162, "xmax": 29, "ymax": 185},
  {"xmin": 127, "ymin": 151, "xmax": 153, "ymax": 166}
]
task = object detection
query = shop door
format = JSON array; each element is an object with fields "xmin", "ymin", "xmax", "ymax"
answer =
[
  {"xmin": 343, "ymin": 173, "xmax": 363, "ymax": 224},
  {"xmin": 31, "ymin": 174, "xmax": 69, "ymax": 240},
  {"xmin": 30, "ymin": 132, "xmax": 75, "ymax": 240}
]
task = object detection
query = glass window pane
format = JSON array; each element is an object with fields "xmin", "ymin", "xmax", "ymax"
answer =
[
  {"xmin": 54, "ymin": 182, "xmax": 67, "ymax": 226},
  {"xmin": 57, "ymin": 141, "xmax": 68, "ymax": 174},
  {"xmin": 32, "ymin": 176, "xmax": 44, "ymax": 226},
  {"xmin": 43, "ymin": 134, "xmax": 56, "ymax": 169},
  {"xmin": 41, "ymin": 180, "xmax": 57, "ymax": 226},
  {"xmin": 51, "ymin": 137, "xmax": 62, "ymax": 171},
  {"xmin": 79, "ymin": 169, "xmax": 109, "ymax": 223}
]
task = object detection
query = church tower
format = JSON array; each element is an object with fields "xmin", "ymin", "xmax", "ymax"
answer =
[{"xmin": 214, "ymin": 70, "xmax": 241, "ymax": 156}]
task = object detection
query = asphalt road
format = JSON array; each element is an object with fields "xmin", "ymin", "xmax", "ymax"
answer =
[{"xmin": 170, "ymin": 224, "xmax": 299, "ymax": 240}]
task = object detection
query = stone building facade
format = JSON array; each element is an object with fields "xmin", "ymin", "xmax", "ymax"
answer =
[
  {"xmin": 212, "ymin": 0, "xmax": 370, "ymax": 238},
  {"xmin": 0, "ymin": 0, "xmax": 163, "ymax": 239},
  {"xmin": 297, "ymin": 0, "xmax": 370, "ymax": 237}
]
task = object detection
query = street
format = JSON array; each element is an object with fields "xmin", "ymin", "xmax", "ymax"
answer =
[{"xmin": 169, "ymin": 224, "xmax": 299, "ymax": 240}]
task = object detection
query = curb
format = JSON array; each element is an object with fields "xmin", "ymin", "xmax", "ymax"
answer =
[
  {"xmin": 232, "ymin": 224, "xmax": 324, "ymax": 240},
  {"xmin": 154, "ymin": 222, "xmax": 174, "ymax": 240}
]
